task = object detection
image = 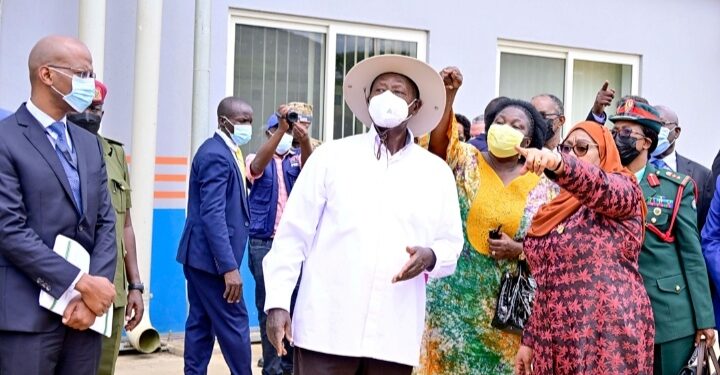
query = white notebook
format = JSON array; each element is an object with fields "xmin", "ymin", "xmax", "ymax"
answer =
[{"xmin": 38, "ymin": 234, "xmax": 113, "ymax": 337}]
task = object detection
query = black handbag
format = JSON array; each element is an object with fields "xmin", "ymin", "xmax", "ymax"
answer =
[
  {"xmin": 491, "ymin": 260, "xmax": 536, "ymax": 334},
  {"xmin": 678, "ymin": 341, "xmax": 720, "ymax": 375}
]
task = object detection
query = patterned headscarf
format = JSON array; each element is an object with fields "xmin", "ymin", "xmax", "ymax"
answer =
[{"xmin": 528, "ymin": 121, "xmax": 645, "ymax": 237}]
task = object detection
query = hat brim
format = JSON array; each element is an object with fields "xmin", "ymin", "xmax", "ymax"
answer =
[
  {"xmin": 609, "ymin": 115, "xmax": 662, "ymax": 133},
  {"xmin": 343, "ymin": 55, "xmax": 446, "ymax": 137}
]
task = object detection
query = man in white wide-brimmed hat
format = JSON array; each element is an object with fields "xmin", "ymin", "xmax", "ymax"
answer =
[{"xmin": 262, "ymin": 55, "xmax": 463, "ymax": 374}]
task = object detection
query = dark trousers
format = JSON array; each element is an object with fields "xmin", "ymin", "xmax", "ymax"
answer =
[
  {"xmin": 0, "ymin": 323, "xmax": 102, "ymax": 375},
  {"xmin": 654, "ymin": 334, "xmax": 696, "ymax": 375},
  {"xmin": 249, "ymin": 237, "xmax": 299, "ymax": 375},
  {"xmin": 183, "ymin": 265, "xmax": 252, "ymax": 375},
  {"xmin": 293, "ymin": 347, "xmax": 413, "ymax": 375}
]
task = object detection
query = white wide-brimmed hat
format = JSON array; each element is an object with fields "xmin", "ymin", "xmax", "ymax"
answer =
[{"xmin": 343, "ymin": 55, "xmax": 446, "ymax": 136}]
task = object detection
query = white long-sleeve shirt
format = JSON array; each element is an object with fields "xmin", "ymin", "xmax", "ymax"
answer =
[{"xmin": 263, "ymin": 126, "xmax": 463, "ymax": 366}]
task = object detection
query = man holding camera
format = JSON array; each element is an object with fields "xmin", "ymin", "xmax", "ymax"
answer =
[{"xmin": 245, "ymin": 102, "xmax": 314, "ymax": 375}]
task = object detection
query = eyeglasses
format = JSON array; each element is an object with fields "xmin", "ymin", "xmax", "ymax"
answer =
[
  {"xmin": 611, "ymin": 128, "xmax": 646, "ymax": 139},
  {"xmin": 47, "ymin": 65, "xmax": 96, "ymax": 79},
  {"xmin": 558, "ymin": 142, "xmax": 598, "ymax": 157},
  {"xmin": 539, "ymin": 112, "xmax": 562, "ymax": 120}
]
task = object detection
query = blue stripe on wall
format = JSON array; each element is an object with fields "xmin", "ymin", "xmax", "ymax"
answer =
[{"xmin": 149, "ymin": 208, "xmax": 259, "ymax": 333}]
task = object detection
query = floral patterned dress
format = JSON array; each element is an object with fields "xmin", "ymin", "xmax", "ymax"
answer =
[
  {"xmin": 522, "ymin": 155, "xmax": 655, "ymax": 374},
  {"xmin": 418, "ymin": 122, "xmax": 559, "ymax": 375}
]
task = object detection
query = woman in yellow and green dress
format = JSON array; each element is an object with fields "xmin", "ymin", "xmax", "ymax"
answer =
[{"xmin": 418, "ymin": 67, "xmax": 557, "ymax": 375}]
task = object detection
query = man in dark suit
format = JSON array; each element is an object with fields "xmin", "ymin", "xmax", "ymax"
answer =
[
  {"xmin": 177, "ymin": 97, "xmax": 254, "ymax": 375},
  {"xmin": 710, "ymin": 151, "xmax": 720, "ymax": 202},
  {"xmin": 0, "ymin": 36, "xmax": 117, "ymax": 374},
  {"xmin": 0, "ymin": 108, "xmax": 11, "ymax": 120},
  {"xmin": 653, "ymin": 105, "xmax": 713, "ymax": 231}
]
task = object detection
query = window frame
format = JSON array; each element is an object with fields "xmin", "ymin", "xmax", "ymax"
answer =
[
  {"xmin": 496, "ymin": 39, "xmax": 641, "ymax": 133},
  {"xmin": 226, "ymin": 9, "xmax": 428, "ymax": 141}
]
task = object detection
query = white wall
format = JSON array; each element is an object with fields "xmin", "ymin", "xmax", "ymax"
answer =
[{"xmin": 1, "ymin": 0, "xmax": 719, "ymax": 166}]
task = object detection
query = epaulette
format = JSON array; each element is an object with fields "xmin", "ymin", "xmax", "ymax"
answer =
[
  {"xmin": 104, "ymin": 137, "xmax": 124, "ymax": 147},
  {"xmin": 655, "ymin": 169, "xmax": 689, "ymax": 186}
]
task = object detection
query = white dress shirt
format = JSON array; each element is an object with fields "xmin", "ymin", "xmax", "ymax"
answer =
[
  {"xmin": 664, "ymin": 150, "xmax": 678, "ymax": 171},
  {"xmin": 25, "ymin": 100, "xmax": 83, "ymax": 292},
  {"xmin": 263, "ymin": 126, "xmax": 463, "ymax": 366},
  {"xmin": 26, "ymin": 99, "xmax": 73, "ymax": 151}
]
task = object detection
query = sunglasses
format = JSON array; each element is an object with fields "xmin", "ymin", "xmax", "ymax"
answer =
[
  {"xmin": 557, "ymin": 142, "xmax": 598, "ymax": 157},
  {"xmin": 611, "ymin": 128, "xmax": 646, "ymax": 139}
]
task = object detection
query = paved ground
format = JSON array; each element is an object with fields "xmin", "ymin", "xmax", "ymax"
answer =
[
  {"xmin": 114, "ymin": 331, "xmax": 720, "ymax": 374},
  {"xmin": 115, "ymin": 333, "xmax": 263, "ymax": 375}
]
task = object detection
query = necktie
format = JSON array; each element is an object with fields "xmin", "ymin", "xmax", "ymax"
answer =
[
  {"xmin": 651, "ymin": 158, "xmax": 671, "ymax": 171},
  {"xmin": 48, "ymin": 121, "xmax": 82, "ymax": 212},
  {"xmin": 49, "ymin": 122, "xmax": 77, "ymax": 168},
  {"xmin": 234, "ymin": 148, "xmax": 246, "ymax": 181}
]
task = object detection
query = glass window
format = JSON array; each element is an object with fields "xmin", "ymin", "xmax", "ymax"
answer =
[
  {"xmin": 233, "ymin": 24, "xmax": 326, "ymax": 154},
  {"xmin": 333, "ymin": 35, "xmax": 417, "ymax": 139},
  {"xmin": 499, "ymin": 53, "xmax": 565, "ymax": 103},
  {"xmin": 497, "ymin": 41, "xmax": 639, "ymax": 136},
  {"xmin": 571, "ymin": 60, "xmax": 633, "ymax": 125}
]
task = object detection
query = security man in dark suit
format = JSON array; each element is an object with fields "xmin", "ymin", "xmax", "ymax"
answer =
[
  {"xmin": 652, "ymin": 105, "xmax": 713, "ymax": 231},
  {"xmin": 611, "ymin": 99, "xmax": 715, "ymax": 375},
  {"xmin": 176, "ymin": 97, "xmax": 254, "ymax": 375},
  {"xmin": 0, "ymin": 35, "xmax": 117, "ymax": 374}
]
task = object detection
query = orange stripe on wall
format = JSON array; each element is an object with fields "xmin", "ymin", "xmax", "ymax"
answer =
[
  {"xmin": 154, "ymin": 191, "xmax": 186, "ymax": 199},
  {"xmin": 126, "ymin": 156, "xmax": 188, "ymax": 165},
  {"xmin": 155, "ymin": 174, "xmax": 187, "ymax": 182}
]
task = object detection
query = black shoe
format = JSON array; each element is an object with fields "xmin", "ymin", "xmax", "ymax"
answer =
[{"xmin": 257, "ymin": 358, "xmax": 264, "ymax": 368}]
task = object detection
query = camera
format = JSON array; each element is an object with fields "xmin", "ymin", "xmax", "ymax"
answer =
[{"xmin": 285, "ymin": 111, "xmax": 299, "ymax": 129}]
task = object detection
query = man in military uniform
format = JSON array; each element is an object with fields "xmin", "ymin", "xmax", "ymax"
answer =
[
  {"xmin": 67, "ymin": 80, "xmax": 145, "ymax": 375},
  {"xmin": 610, "ymin": 99, "xmax": 715, "ymax": 374}
]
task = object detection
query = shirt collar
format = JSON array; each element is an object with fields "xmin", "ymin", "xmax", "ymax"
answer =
[
  {"xmin": 215, "ymin": 129, "xmax": 238, "ymax": 152},
  {"xmin": 664, "ymin": 150, "xmax": 677, "ymax": 171},
  {"xmin": 366, "ymin": 125, "xmax": 415, "ymax": 154},
  {"xmin": 26, "ymin": 99, "xmax": 66, "ymax": 129},
  {"xmin": 635, "ymin": 165, "xmax": 647, "ymax": 182}
]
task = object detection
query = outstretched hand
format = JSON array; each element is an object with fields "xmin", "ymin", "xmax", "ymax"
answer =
[
  {"xmin": 592, "ymin": 80, "xmax": 615, "ymax": 116},
  {"xmin": 515, "ymin": 146, "xmax": 563, "ymax": 176}
]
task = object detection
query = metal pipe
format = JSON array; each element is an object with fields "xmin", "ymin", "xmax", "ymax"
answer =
[
  {"xmin": 126, "ymin": 0, "xmax": 163, "ymax": 353},
  {"xmin": 78, "ymin": 0, "xmax": 107, "ymax": 80},
  {"xmin": 190, "ymin": 0, "xmax": 212, "ymax": 157}
]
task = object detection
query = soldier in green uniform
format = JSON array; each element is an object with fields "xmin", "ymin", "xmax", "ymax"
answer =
[
  {"xmin": 67, "ymin": 80, "xmax": 145, "ymax": 375},
  {"xmin": 610, "ymin": 99, "xmax": 715, "ymax": 374}
]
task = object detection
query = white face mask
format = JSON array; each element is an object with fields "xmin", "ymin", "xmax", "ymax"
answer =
[
  {"xmin": 275, "ymin": 133, "xmax": 293, "ymax": 155},
  {"xmin": 367, "ymin": 90, "xmax": 416, "ymax": 129}
]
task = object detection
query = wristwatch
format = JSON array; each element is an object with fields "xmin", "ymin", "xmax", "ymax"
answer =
[{"xmin": 128, "ymin": 282, "xmax": 145, "ymax": 294}]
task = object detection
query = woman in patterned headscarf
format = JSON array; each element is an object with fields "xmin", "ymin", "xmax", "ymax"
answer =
[{"xmin": 514, "ymin": 121, "xmax": 654, "ymax": 375}]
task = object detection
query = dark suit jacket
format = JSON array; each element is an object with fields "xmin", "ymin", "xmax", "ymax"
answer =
[
  {"xmin": 586, "ymin": 110, "xmax": 606, "ymax": 124},
  {"xmin": 176, "ymin": 134, "xmax": 250, "ymax": 276},
  {"xmin": 0, "ymin": 104, "xmax": 116, "ymax": 333},
  {"xmin": 677, "ymin": 153, "xmax": 713, "ymax": 230},
  {"xmin": 712, "ymin": 150, "xmax": 720, "ymax": 199}
]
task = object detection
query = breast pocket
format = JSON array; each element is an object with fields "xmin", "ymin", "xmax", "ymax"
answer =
[
  {"xmin": 653, "ymin": 274, "xmax": 689, "ymax": 323},
  {"xmin": 646, "ymin": 205, "xmax": 670, "ymax": 230},
  {"xmin": 110, "ymin": 178, "xmax": 131, "ymax": 213}
]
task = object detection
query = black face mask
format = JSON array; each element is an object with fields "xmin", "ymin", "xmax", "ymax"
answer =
[
  {"xmin": 614, "ymin": 134, "xmax": 641, "ymax": 166},
  {"xmin": 544, "ymin": 118, "xmax": 556, "ymax": 143},
  {"xmin": 68, "ymin": 112, "xmax": 102, "ymax": 134}
]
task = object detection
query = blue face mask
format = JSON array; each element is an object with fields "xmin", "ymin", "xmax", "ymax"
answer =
[
  {"xmin": 275, "ymin": 133, "xmax": 293, "ymax": 155},
  {"xmin": 231, "ymin": 122, "xmax": 252, "ymax": 146},
  {"xmin": 651, "ymin": 127, "xmax": 674, "ymax": 158},
  {"xmin": 50, "ymin": 68, "xmax": 95, "ymax": 112}
]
